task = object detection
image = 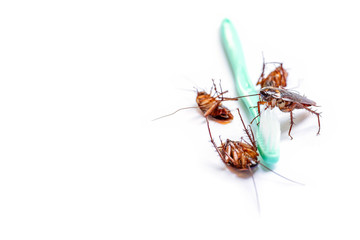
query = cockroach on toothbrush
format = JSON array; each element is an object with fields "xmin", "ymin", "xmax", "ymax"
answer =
[
  {"xmin": 206, "ymin": 109, "xmax": 303, "ymax": 211},
  {"xmin": 153, "ymin": 80, "xmax": 238, "ymax": 124},
  {"xmin": 256, "ymin": 56, "xmax": 288, "ymax": 88},
  {"xmin": 253, "ymin": 87, "xmax": 321, "ymax": 139}
]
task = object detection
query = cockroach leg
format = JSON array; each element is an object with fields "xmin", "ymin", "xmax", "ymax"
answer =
[
  {"xmin": 257, "ymin": 98, "xmax": 261, "ymax": 116},
  {"xmin": 219, "ymin": 136, "xmax": 224, "ymax": 146},
  {"xmin": 237, "ymin": 108, "xmax": 256, "ymax": 147},
  {"xmin": 250, "ymin": 114, "xmax": 261, "ymax": 125},
  {"xmin": 249, "ymin": 100, "xmax": 263, "ymax": 125},
  {"xmin": 212, "ymin": 79, "xmax": 221, "ymax": 97},
  {"xmin": 214, "ymin": 91, "xmax": 229, "ymax": 99},
  {"xmin": 257, "ymin": 100, "xmax": 268, "ymax": 115},
  {"xmin": 219, "ymin": 79, "xmax": 224, "ymax": 95},
  {"xmin": 203, "ymin": 101, "xmax": 221, "ymax": 117},
  {"xmin": 280, "ymin": 63, "xmax": 287, "ymax": 87},
  {"xmin": 289, "ymin": 111, "xmax": 294, "ymax": 140},
  {"xmin": 304, "ymin": 106, "xmax": 321, "ymax": 135}
]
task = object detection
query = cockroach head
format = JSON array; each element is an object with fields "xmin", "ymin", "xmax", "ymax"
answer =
[{"xmin": 260, "ymin": 87, "xmax": 281, "ymax": 101}]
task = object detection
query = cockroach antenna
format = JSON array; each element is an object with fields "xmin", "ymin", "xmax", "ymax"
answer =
[
  {"xmin": 152, "ymin": 106, "xmax": 198, "ymax": 121},
  {"xmin": 258, "ymin": 163, "xmax": 304, "ymax": 186},
  {"xmin": 248, "ymin": 165, "xmax": 260, "ymax": 213}
]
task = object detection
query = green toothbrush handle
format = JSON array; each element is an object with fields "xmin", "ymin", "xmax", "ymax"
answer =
[{"xmin": 220, "ymin": 18, "xmax": 258, "ymax": 122}]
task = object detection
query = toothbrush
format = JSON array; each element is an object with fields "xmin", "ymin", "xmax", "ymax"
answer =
[{"xmin": 220, "ymin": 18, "xmax": 280, "ymax": 164}]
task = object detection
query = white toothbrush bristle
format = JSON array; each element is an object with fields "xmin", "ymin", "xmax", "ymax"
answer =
[{"xmin": 257, "ymin": 108, "xmax": 281, "ymax": 159}]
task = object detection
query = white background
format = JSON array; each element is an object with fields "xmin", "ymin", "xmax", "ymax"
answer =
[{"xmin": 1, "ymin": 0, "xmax": 359, "ymax": 239}]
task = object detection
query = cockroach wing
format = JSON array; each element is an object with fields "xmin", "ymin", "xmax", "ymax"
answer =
[{"xmin": 279, "ymin": 88, "xmax": 316, "ymax": 106}]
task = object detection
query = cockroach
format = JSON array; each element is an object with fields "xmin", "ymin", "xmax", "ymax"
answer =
[
  {"xmin": 206, "ymin": 109, "xmax": 259, "ymax": 170},
  {"xmin": 256, "ymin": 58, "xmax": 288, "ymax": 88},
  {"xmin": 195, "ymin": 80, "xmax": 238, "ymax": 124},
  {"xmin": 206, "ymin": 109, "xmax": 302, "ymax": 211},
  {"xmin": 255, "ymin": 86, "xmax": 321, "ymax": 139},
  {"xmin": 153, "ymin": 80, "xmax": 240, "ymax": 124}
]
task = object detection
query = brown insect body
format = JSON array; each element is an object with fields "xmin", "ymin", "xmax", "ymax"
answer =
[
  {"xmin": 153, "ymin": 80, "xmax": 237, "ymax": 123},
  {"xmin": 258, "ymin": 87, "xmax": 321, "ymax": 139},
  {"xmin": 257, "ymin": 62, "xmax": 288, "ymax": 88},
  {"xmin": 219, "ymin": 139, "xmax": 259, "ymax": 169},
  {"xmin": 196, "ymin": 91, "xmax": 234, "ymax": 124},
  {"xmin": 206, "ymin": 109, "xmax": 259, "ymax": 171},
  {"xmin": 195, "ymin": 80, "xmax": 243, "ymax": 124}
]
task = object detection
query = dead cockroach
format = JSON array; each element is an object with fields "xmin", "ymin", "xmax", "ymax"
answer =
[
  {"xmin": 254, "ymin": 86, "xmax": 321, "ymax": 139},
  {"xmin": 206, "ymin": 109, "xmax": 302, "ymax": 211},
  {"xmin": 206, "ymin": 109, "xmax": 258, "ymax": 170},
  {"xmin": 195, "ymin": 80, "xmax": 237, "ymax": 124},
  {"xmin": 153, "ymin": 80, "xmax": 240, "ymax": 124},
  {"xmin": 256, "ymin": 57, "xmax": 288, "ymax": 88}
]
